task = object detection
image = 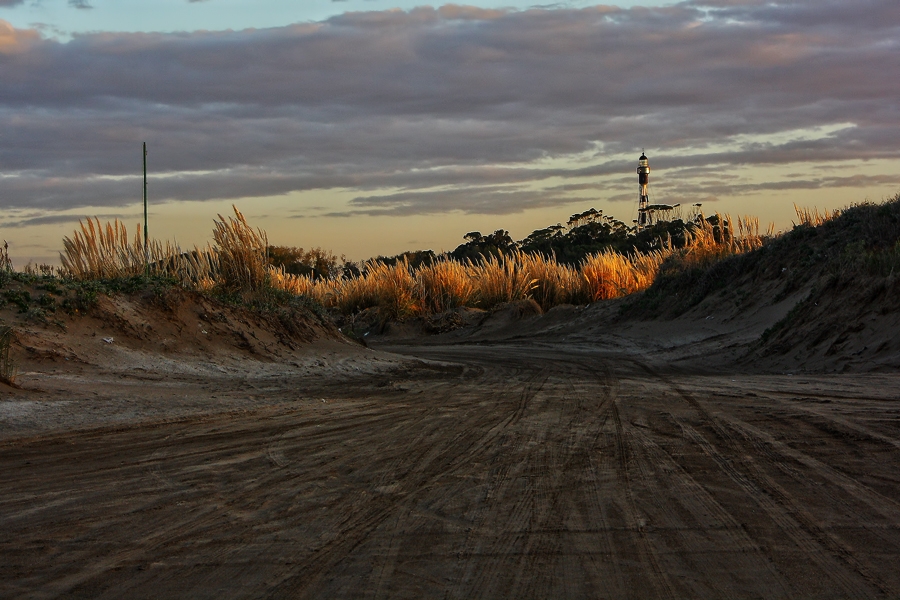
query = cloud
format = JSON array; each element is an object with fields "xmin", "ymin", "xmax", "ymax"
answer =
[
  {"xmin": 0, "ymin": 2, "xmax": 897, "ymax": 217},
  {"xmin": 68, "ymin": 0, "xmax": 93, "ymax": 8},
  {"xmin": 333, "ymin": 186, "xmax": 574, "ymax": 217},
  {"xmin": 0, "ymin": 0, "xmax": 25, "ymax": 6},
  {"xmin": 0, "ymin": 212, "xmax": 129, "ymax": 228},
  {"xmin": 0, "ymin": 18, "xmax": 40, "ymax": 52}
]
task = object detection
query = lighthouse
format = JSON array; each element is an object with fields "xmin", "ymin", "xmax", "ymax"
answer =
[{"xmin": 637, "ymin": 151, "xmax": 650, "ymax": 230}]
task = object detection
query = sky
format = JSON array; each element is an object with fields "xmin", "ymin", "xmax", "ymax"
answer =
[{"xmin": 0, "ymin": 0, "xmax": 898, "ymax": 266}]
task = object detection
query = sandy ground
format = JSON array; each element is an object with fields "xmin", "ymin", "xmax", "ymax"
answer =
[{"xmin": 2, "ymin": 298, "xmax": 900, "ymax": 598}]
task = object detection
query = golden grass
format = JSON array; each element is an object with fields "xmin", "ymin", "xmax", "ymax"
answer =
[
  {"xmin": 311, "ymin": 259, "xmax": 420, "ymax": 317},
  {"xmin": 581, "ymin": 248, "xmax": 669, "ymax": 301},
  {"xmin": 367, "ymin": 260, "xmax": 421, "ymax": 318},
  {"xmin": 519, "ymin": 252, "xmax": 587, "ymax": 310},
  {"xmin": 794, "ymin": 204, "xmax": 840, "ymax": 228},
  {"xmin": 58, "ymin": 205, "xmax": 777, "ymax": 317},
  {"xmin": 331, "ymin": 274, "xmax": 378, "ymax": 314},
  {"xmin": 676, "ymin": 212, "xmax": 770, "ymax": 269},
  {"xmin": 467, "ymin": 253, "xmax": 538, "ymax": 309},
  {"xmin": 416, "ymin": 258, "xmax": 475, "ymax": 313},
  {"xmin": 0, "ymin": 241, "xmax": 13, "ymax": 273},
  {"xmin": 212, "ymin": 207, "xmax": 269, "ymax": 293},
  {"xmin": 60, "ymin": 217, "xmax": 219, "ymax": 286}
]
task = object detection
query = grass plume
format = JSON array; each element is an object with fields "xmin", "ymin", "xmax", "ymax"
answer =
[
  {"xmin": 416, "ymin": 258, "xmax": 475, "ymax": 313},
  {"xmin": 51, "ymin": 203, "xmax": 807, "ymax": 321}
]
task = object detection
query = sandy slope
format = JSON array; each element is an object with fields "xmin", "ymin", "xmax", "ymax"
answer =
[{"xmin": 1, "ymin": 289, "xmax": 899, "ymax": 598}]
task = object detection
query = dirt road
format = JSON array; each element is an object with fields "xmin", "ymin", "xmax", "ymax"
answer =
[{"xmin": 2, "ymin": 341, "xmax": 900, "ymax": 599}]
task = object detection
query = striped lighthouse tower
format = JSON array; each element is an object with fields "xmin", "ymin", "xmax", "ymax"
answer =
[{"xmin": 637, "ymin": 151, "xmax": 650, "ymax": 230}]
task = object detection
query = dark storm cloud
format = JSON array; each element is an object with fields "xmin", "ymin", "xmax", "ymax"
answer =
[{"xmin": 0, "ymin": 0, "xmax": 897, "ymax": 215}]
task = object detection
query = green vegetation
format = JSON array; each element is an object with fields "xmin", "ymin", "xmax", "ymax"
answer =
[{"xmin": 267, "ymin": 246, "xmax": 348, "ymax": 279}]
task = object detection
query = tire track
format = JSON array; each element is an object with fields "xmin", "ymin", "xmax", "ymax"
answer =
[
  {"xmin": 265, "ymin": 358, "xmax": 551, "ymax": 599},
  {"xmin": 629, "ymin": 358, "xmax": 888, "ymax": 598},
  {"xmin": 628, "ymin": 425, "xmax": 793, "ymax": 598},
  {"xmin": 770, "ymin": 395, "xmax": 900, "ymax": 452},
  {"xmin": 6, "ymin": 343, "xmax": 900, "ymax": 599},
  {"xmin": 610, "ymin": 397, "xmax": 677, "ymax": 600},
  {"xmin": 721, "ymin": 412, "xmax": 900, "ymax": 518},
  {"xmin": 678, "ymin": 420, "xmax": 883, "ymax": 598}
]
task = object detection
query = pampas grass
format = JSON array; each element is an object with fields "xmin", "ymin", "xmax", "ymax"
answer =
[
  {"xmin": 581, "ymin": 249, "xmax": 669, "ymax": 301},
  {"xmin": 416, "ymin": 258, "xmax": 475, "ymax": 313},
  {"xmin": 467, "ymin": 253, "xmax": 537, "ymax": 309},
  {"xmin": 794, "ymin": 204, "xmax": 840, "ymax": 228},
  {"xmin": 57, "ymin": 205, "xmax": 781, "ymax": 318},
  {"xmin": 60, "ymin": 217, "xmax": 219, "ymax": 286},
  {"xmin": 212, "ymin": 207, "xmax": 269, "ymax": 293},
  {"xmin": 519, "ymin": 252, "xmax": 587, "ymax": 309},
  {"xmin": 675, "ymin": 212, "xmax": 770, "ymax": 269}
]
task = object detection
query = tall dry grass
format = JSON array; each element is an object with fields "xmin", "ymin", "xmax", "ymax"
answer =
[
  {"xmin": 366, "ymin": 260, "xmax": 421, "ymax": 318},
  {"xmin": 312, "ymin": 259, "xmax": 420, "ymax": 317},
  {"xmin": 58, "ymin": 205, "xmax": 777, "ymax": 317},
  {"xmin": 794, "ymin": 204, "xmax": 840, "ymax": 227},
  {"xmin": 581, "ymin": 248, "xmax": 670, "ymax": 301},
  {"xmin": 212, "ymin": 207, "xmax": 269, "ymax": 293},
  {"xmin": 675, "ymin": 212, "xmax": 770, "ymax": 269},
  {"xmin": 1, "ymin": 241, "xmax": 13, "ymax": 274},
  {"xmin": 416, "ymin": 258, "xmax": 475, "ymax": 313},
  {"xmin": 60, "ymin": 217, "xmax": 219, "ymax": 286},
  {"xmin": 467, "ymin": 253, "xmax": 538, "ymax": 309},
  {"xmin": 519, "ymin": 252, "xmax": 586, "ymax": 309}
]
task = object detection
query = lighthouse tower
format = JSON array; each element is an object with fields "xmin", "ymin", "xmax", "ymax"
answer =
[{"xmin": 637, "ymin": 151, "xmax": 650, "ymax": 230}]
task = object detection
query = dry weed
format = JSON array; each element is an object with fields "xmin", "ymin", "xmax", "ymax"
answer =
[
  {"xmin": 60, "ymin": 217, "xmax": 221, "ymax": 287},
  {"xmin": 57, "ymin": 205, "xmax": 780, "ymax": 318},
  {"xmin": 677, "ymin": 212, "xmax": 767, "ymax": 269},
  {"xmin": 468, "ymin": 253, "xmax": 537, "ymax": 309},
  {"xmin": 212, "ymin": 206, "xmax": 269, "ymax": 293},
  {"xmin": 519, "ymin": 252, "xmax": 587, "ymax": 309},
  {"xmin": 794, "ymin": 204, "xmax": 840, "ymax": 227},
  {"xmin": 332, "ymin": 275, "xmax": 379, "ymax": 314},
  {"xmin": 416, "ymin": 258, "xmax": 475, "ymax": 313},
  {"xmin": 368, "ymin": 259, "xmax": 421, "ymax": 318},
  {"xmin": 1, "ymin": 242, "xmax": 14, "ymax": 274},
  {"xmin": 581, "ymin": 249, "xmax": 668, "ymax": 301}
]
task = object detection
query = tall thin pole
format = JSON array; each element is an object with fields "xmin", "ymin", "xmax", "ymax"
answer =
[{"xmin": 143, "ymin": 142, "xmax": 149, "ymax": 275}]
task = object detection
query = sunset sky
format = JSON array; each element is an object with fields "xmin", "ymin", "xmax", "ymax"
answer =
[{"xmin": 1, "ymin": 0, "xmax": 898, "ymax": 266}]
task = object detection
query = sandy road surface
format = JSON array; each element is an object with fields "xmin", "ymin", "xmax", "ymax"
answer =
[{"xmin": 2, "ymin": 342, "xmax": 900, "ymax": 599}]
